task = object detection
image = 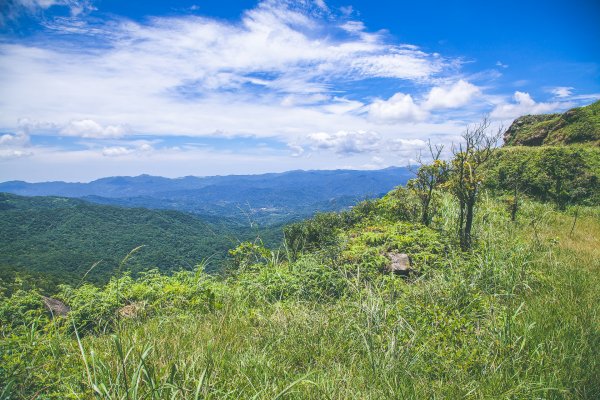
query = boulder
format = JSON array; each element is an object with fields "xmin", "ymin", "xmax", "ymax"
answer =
[
  {"xmin": 385, "ymin": 252, "xmax": 412, "ymax": 275},
  {"xmin": 42, "ymin": 296, "xmax": 70, "ymax": 317}
]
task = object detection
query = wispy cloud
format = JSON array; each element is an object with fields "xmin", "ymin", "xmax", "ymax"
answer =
[
  {"xmin": 1, "ymin": 0, "xmax": 95, "ymax": 26},
  {"xmin": 0, "ymin": 0, "xmax": 593, "ymax": 180}
]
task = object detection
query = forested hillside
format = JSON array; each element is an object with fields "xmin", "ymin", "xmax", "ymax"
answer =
[{"xmin": 0, "ymin": 194, "xmax": 279, "ymax": 291}]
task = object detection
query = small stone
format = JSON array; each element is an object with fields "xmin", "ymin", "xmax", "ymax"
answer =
[
  {"xmin": 42, "ymin": 296, "xmax": 70, "ymax": 317},
  {"xmin": 118, "ymin": 301, "xmax": 146, "ymax": 318}
]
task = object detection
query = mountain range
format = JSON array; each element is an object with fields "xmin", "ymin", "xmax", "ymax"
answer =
[{"xmin": 0, "ymin": 167, "xmax": 412, "ymax": 224}]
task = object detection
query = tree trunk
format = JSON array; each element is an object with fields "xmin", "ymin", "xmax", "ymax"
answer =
[
  {"xmin": 463, "ymin": 199, "xmax": 475, "ymax": 250},
  {"xmin": 511, "ymin": 186, "xmax": 519, "ymax": 222}
]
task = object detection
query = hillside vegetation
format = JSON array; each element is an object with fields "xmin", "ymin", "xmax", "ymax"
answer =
[
  {"xmin": 1, "ymin": 188, "xmax": 598, "ymax": 398},
  {"xmin": 0, "ymin": 194, "xmax": 280, "ymax": 290},
  {"xmin": 503, "ymin": 100, "xmax": 600, "ymax": 146},
  {"xmin": 484, "ymin": 145, "xmax": 599, "ymax": 208},
  {"xmin": 1, "ymin": 110, "xmax": 599, "ymax": 398}
]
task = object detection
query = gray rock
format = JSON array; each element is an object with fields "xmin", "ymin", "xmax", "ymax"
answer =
[
  {"xmin": 42, "ymin": 296, "xmax": 70, "ymax": 317},
  {"xmin": 385, "ymin": 252, "xmax": 412, "ymax": 275}
]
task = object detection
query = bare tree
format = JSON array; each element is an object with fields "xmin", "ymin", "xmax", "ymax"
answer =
[
  {"xmin": 407, "ymin": 140, "xmax": 449, "ymax": 226},
  {"xmin": 449, "ymin": 118, "xmax": 502, "ymax": 250}
]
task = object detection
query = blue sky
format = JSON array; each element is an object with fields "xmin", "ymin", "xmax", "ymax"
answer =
[{"xmin": 0, "ymin": 0, "xmax": 598, "ymax": 182}]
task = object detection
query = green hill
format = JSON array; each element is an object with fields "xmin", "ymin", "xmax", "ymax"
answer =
[
  {"xmin": 0, "ymin": 194, "xmax": 274, "ymax": 290},
  {"xmin": 483, "ymin": 145, "xmax": 600, "ymax": 208},
  {"xmin": 503, "ymin": 100, "xmax": 600, "ymax": 146}
]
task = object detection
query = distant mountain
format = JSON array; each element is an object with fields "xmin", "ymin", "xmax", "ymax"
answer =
[
  {"xmin": 503, "ymin": 100, "xmax": 600, "ymax": 146},
  {"xmin": 0, "ymin": 167, "xmax": 412, "ymax": 224},
  {"xmin": 0, "ymin": 193, "xmax": 274, "ymax": 289}
]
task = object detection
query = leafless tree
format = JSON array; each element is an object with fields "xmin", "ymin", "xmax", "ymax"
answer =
[{"xmin": 449, "ymin": 117, "xmax": 503, "ymax": 249}]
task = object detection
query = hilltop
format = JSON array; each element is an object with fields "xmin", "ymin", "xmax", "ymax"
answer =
[{"xmin": 503, "ymin": 100, "xmax": 600, "ymax": 146}]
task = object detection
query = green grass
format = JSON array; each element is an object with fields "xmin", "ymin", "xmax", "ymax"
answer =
[
  {"xmin": 1, "ymin": 195, "xmax": 599, "ymax": 399},
  {"xmin": 503, "ymin": 100, "xmax": 600, "ymax": 146}
]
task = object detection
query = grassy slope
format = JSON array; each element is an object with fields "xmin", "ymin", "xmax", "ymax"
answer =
[
  {"xmin": 503, "ymin": 100, "xmax": 600, "ymax": 146},
  {"xmin": 2, "ymin": 194, "xmax": 598, "ymax": 399}
]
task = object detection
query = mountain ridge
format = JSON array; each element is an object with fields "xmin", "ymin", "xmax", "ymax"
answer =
[
  {"xmin": 503, "ymin": 100, "xmax": 600, "ymax": 146},
  {"xmin": 0, "ymin": 167, "xmax": 412, "ymax": 224}
]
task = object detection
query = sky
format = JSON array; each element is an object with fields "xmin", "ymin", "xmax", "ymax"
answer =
[{"xmin": 0, "ymin": 0, "xmax": 599, "ymax": 182}]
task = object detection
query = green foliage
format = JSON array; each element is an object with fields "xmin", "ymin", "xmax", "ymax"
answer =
[
  {"xmin": 0, "ymin": 193, "xmax": 261, "ymax": 289},
  {"xmin": 503, "ymin": 100, "xmax": 600, "ymax": 146},
  {"xmin": 485, "ymin": 146, "xmax": 600, "ymax": 209},
  {"xmin": 1, "ymin": 169, "xmax": 600, "ymax": 397},
  {"xmin": 283, "ymin": 212, "xmax": 349, "ymax": 260},
  {"xmin": 235, "ymin": 254, "xmax": 348, "ymax": 303},
  {"xmin": 407, "ymin": 145, "xmax": 449, "ymax": 226},
  {"xmin": 340, "ymin": 222, "xmax": 446, "ymax": 279}
]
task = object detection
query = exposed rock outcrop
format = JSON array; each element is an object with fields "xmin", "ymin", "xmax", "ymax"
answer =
[{"xmin": 503, "ymin": 100, "xmax": 600, "ymax": 147}]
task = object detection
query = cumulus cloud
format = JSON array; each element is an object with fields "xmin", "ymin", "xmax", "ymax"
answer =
[
  {"xmin": 491, "ymin": 91, "xmax": 565, "ymax": 119},
  {"xmin": 0, "ymin": 124, "xmax": 33, "ymax": 160},
  {"xmin": 0, "ymin": 131, "xmax": 29, "ymax": 146},
  {"xmin": 306, "ymin": 130, "xmax": 381, "ymax": 154},
  {"xmin": 387, "ymin": 138, "xmax": 427, "ymax": 151},
  {"xmin": 368, "ymin": 80, "xmax": 480, "ymax": 122},
  {"xmin": 101, "ymin": 142, "xmax": 154, "ymax": 157},
  {"xmin": 423, "ymin": 80, "xmax": 480, "ymax": 110},
  {"xmin": 61, "ymin": 120, "xmax": 127, "ymax": 138},
  {"xmin": 369, "ymin": 93, "xmax": 428, "ymax": 122},
  {"xmin": 101, "ymin": 146, "xmax": 132, "ymax": 157}
]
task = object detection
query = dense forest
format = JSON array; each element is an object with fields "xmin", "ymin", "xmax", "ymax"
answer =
[{"xmin": 0, "ymin": 194, "xmax": 281, "ymax": 292}]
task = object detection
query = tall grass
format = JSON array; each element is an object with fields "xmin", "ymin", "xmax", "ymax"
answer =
[{"xmin": 1, "ymin": 197, "xmax": 599, "ymax": 398}]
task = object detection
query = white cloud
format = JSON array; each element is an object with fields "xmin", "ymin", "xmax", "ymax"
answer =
[
  {"xmin": 314, "ymin": 0, "xmax": 329, "ymax": 12},
  {"xmin": 0, "ymin": 0, "xmax": 94, "ymax": 26},
  {"xmin": 423, "ymin": 80, "xmax": 480, "ymax": 110},
  {"xmin": 550, "ymin": 86, "xmax": 574, "ymax": 98},
  {"xmin": 490, "ymin": 91, "xmax": 566, "ymax": 119},
  {"xmin": 0, "ymin": 131, "xmax": 29, "ymax": 146},
  {"xmin": 306, "ymin": 130, "xmax": 381, "ymax": 154},
  {"xmin": 61, "ymin": 119, "xmax": 127, "ymax": 138},
  {"xmin": 0, "ymin": 0, "xmax": 449, "ymax": 140},
  {"xmin": 102, "ymin": 146, "xmax": 133, "ymax": 157},
  {"xmin": 0, "ymin": 149, "xmax": 33, "ymax": 159},
  {"xmin": 388, "ymin": 138, "xmax": 426, "ymax": 151},
  {"xmin": 368, "ymin": 80, "xmax": 481, "ymax": 122},
  {"xmin": 369, "ymin": 93, "xmax": 428, "ymax": 122}
]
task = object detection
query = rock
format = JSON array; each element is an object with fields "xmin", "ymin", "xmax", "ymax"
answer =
[
  {"xmin": 118, "ymin": 301, "xmax": 146, "ymax": 318},
  {"xmin": 385, "ymin": 252, "xmax": 413, "ymax": 275},
  {"xmin": 42, "ymin": 296, "xmax": 70, "ymax": 317}
]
